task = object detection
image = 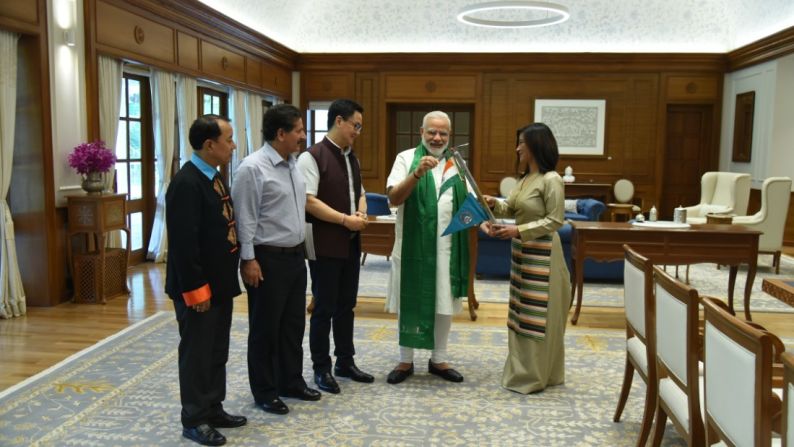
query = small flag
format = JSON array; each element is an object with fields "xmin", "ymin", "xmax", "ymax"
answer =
[{"xmin": 442, "ymin": 193, "xmax": 489, "ymax": 236}]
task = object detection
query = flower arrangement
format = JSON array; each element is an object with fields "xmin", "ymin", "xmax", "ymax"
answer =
[{"xmin": 67, "ymin": 141, "xmax": 116, "ymax": 175}]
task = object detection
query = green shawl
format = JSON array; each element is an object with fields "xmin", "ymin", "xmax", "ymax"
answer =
[{"xmin": 399, "ymin": 143, "xmax": 469, "ymax": 349}]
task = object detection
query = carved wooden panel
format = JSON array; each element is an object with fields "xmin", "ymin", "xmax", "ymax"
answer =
[
  {"xmin": 0, "ymin": 1, "xmax": 38, "ymax": 25},
  {"xmin": 262, "ymin": 63, "xmax": 291, "ymax": 97},
  {"xmin": 95, "ymin": 0, "xmax": 175, "ymax": 64},
  {"xmin": 665, "ymin": 75, "xmax": 719, "ymax": 100},
  {"xmin": 176, "ymin": 31, "xmax": 198, "ymax": 71},
  {"xmin": 384, "ymin": 74, "xmax": 477, "ymax": 100},
  {"xmin": 304, "ymin": 73, "xmax": 354, "ymax": 99},
  {"xmin": 201, "ymin": 40, "xmax": 245, "ymax": 83},
  {"xmin": 247, "ymin": 58, "xmax": 262, "ymax": 87}
]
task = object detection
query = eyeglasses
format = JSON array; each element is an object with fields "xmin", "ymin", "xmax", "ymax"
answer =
[
  {"xmin": 425, "ymin": 129, "xmax": 450, "ymax": 138},
  {"xmin": 345, "ymin": 119, "xmax": 363, "ymax": 132}
]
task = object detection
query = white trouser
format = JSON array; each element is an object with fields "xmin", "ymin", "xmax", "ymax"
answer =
[{"xmin": 399, "ymin": 313, "xmax": 452, "ymax": 364}]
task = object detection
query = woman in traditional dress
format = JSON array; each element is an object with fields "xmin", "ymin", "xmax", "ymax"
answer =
[{"xmin": 483, "ymin": 122, "xmax": 571, "ymax": 394}]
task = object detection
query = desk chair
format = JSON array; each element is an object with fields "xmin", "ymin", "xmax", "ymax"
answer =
[
  {"xmin": 613, "ymin": 245, "xmax": 657, "ymax": 447},
  {"xmin": 607, "ymin": 179, "xmax": 640, "ymax": 222},
  {"xmin": 702, "ymin": 297, "xmax": 784, "ymax": 446}
]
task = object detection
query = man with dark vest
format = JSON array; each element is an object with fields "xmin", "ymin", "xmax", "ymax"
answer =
[
  {"xmin": 297, "ymin": 98, "xmax": 374, "ymax": 394},
  {"xmin": 166, "ymin": 114, "xmax": 246, "ymax": 446},
  {"xmin": 232, "ymin": 104, "xmax": 320, "ymax": 417}
]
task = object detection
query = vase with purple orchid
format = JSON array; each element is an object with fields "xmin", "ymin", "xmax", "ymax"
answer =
[{"xmin": 68, "ymin": 141, "xmax": 116, "ymax": 194}]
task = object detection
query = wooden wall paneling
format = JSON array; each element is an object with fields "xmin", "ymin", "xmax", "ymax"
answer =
[
  {"xmin": 355, "ymin": 73, "xmax": 379, "ymax": 187},
  {"xmin": 177, "ymin": 31, "xmax": 198, "ymax": 71},
  {"xmin": 665, "ymin": 75, "xmax": 720, "ymax": 101},
  {"xmin": 95, "ymin": 0, "xmax": 176, "ymax": 65},
  {"xmin": 87, "ymin": 0, "xmax": 295, "ymax": 98},
  {"xmin": 298, "ymin": 53, "xmax": 727, "ymax": 74},
  {"xmin": 302, "ymin": 72, "xmax": 355, "ymax": 104},
  {"xmin": 200, "ymin": 40, "xmax": 245, "ymax": 84},
  {"xmin": 10, "ymin": 34, "xmax": 62, "ymax": 306},
  {"xmin": 728, "ymin": 25, "xmax": 794, "ymax": 72},
  {"xmin": 521, "ymin": 74, "xmax": 642, "ymax": 185},
  {"xmin": 246, "ymin": 57, "xmax": 261, "ymax": 88},
  {"xmin": 479, "ymin": 76, "xmax": 513, "ymax": 192},
  {"xmin": 0, "ymin": 1, "xmax": 39, "ymax": 34},
  {"xmin": 383, "ymin": 74, "xmax": 477, "ymax": 100},
  {"xmin": 261, "ymin": 62, "xmax": 291, "ymax": 98}
]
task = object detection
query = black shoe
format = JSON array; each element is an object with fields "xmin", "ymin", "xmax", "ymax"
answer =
[
  {"xmin": 281, "ymin": 386, "xmax": 322, "ymax": 401},
  {"xmin": 207, "ymin": 410, "xmax": 247, "ymax": 428},
  {"xmin": 428, "ymin": 360, "xmax": 464, "ymax": 383},
  {"xmin": 314, "ymin": 372, "xmax": 341, "ymax": 394},
  {"xmin": 182, "ymin": 424, "xmax": 226, "ymax": 446},
  {"xmin": 386, "ymin": 363, "xmax": 414, "ymax": 384},
  {"xmin": 256, "ymin": 397, "xmax": 289, "ymax": 415},
  {"xmin": 334, "ymin": 364, "xmax": 375, "ymax": 383}
]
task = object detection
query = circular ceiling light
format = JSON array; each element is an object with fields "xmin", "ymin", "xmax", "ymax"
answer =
[{"xmin": 457, "ymin": 1, "xmax": 570, "ymax": 28}]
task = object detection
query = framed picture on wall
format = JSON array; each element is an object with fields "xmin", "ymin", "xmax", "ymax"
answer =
[
  {"xmin": 534, "ymin": 99, "xmax": 606, "ymax": 156},
  {"xmin": 732, "ymin": 91, "xmax": 755, "ymax": 163}
]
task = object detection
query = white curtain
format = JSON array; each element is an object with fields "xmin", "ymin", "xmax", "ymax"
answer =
[
  {"xmin": 0, "ymin": 31, "xmax": 24, "ymax": 318},
  {"xmin": 247, "ymin": 93, "xmax": 265, "ymax": 153},
  {"xmin": 146, "ymin": 69, "xmax": 177, "ymax": 262},
  {"xmin": 97, "ymin": 56, "xmax": 123, "ymax": 248},
  {"xmin": 230, "ymin": 88, "xmax": 249, "ymax": 176},
  {"xmin": 98, "ymin": 55, "xmax": 122, "ymax": 192},
  {"xmin": 176, "ymin": 74, "xmax": 197, "ymax": 168}
]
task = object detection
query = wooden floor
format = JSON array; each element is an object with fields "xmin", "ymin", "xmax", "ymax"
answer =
[{"xmin": 2, "ymin": 252, "xmax": 794, "ymax": 392}]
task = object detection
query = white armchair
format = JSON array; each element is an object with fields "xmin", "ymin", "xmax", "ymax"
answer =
[
  {"xmin": 685, "ymin": 172, "xmax": 751, "ymax": 223},
  {"xmin": 733, "ymin": 177, "xmax": 792, "ymax": 274}
]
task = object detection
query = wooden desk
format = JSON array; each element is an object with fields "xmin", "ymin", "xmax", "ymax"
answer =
[
  {"xmin": 569, "ymin": 221, "xmax": 760, "ymax": 324},
  {"xmin": 762, "ymin": 278, "xmax": 794, "ymax": 307},
  {"xmin": 360, "ymin": 216, "xmax": 480, "ymax": 321},
  {"xmin": 564, "ymin": 182, "xmax": 612, "ymax": 203},
  {"xmin": 361, "ymin": 216, "xmax": 395, "ymax": 258}
]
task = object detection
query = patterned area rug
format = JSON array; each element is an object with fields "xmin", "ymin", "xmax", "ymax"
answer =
[
  {"xmin": 348, "ymin": 254, "xmax": 794, "ymax": 312},
  {"xmin": 0, "ymin": 312, "xmax": 688, "ymax": 446}
]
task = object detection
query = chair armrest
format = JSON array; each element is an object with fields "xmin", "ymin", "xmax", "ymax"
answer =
[
  {"xmin": 732, "ymin": 212, "xmax": 763, "ymax": 225},
  {"xmin": 576, "ymin": 198, "xmax": 606, "ymax": 221}
]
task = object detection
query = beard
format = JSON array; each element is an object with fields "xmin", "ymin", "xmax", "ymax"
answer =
[{"xmin": 423, "ymin": 139, "xmax": 448, "ymax": 157}]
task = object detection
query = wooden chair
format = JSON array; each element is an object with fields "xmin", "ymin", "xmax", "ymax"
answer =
[
  {"xmin": 783, "ymin": 352, "xmax": 794, "ymax": 447},
  {"xmin": 650, "ymin": 265, "xmax": 705, "ymax": 447},
  {"xmin": 702, "ymin": 297, "xmax": 784, "ymax": 446},
  {"xmin": 613, "ymin": 244, "xmax": 657, "ymax": 447}
]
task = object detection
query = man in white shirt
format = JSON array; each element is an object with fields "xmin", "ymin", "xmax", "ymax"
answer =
[
  {"xmin": 297, "ymin": 99, "xmax": 373, "ymax": 394},
  {"xmin": 384, "ymin": 111, "xmax": 469, "ymax": 385}
]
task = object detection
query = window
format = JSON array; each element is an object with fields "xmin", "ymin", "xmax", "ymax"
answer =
[
  {"xmin": 306, "ymin": 101, "xmax": 331, "ymax": 148},
  {"xmin": 116, "ymin": 74, "xmax": 155, "ymax": 264},
  {"xmin": 389, "ymin": 105, "xmax": 474, "ymax": 167},
  {"xmin": 197, "ymin": 86, "xmax": 230, "ymax": 181}
]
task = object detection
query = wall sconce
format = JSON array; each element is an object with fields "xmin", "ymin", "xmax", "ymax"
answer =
[{"xmin": 63, "ymin": 28, "xmax": 76, "ymax": 47}]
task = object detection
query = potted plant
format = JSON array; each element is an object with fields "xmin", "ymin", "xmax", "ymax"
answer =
[{"xmin": 67, "ymin": 141, "xmax": 116, "ymax": 194}]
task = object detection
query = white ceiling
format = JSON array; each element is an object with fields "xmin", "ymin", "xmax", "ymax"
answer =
[{"xmin": 197, "ymin": 0, "xmax": 794, "ymax": 54}]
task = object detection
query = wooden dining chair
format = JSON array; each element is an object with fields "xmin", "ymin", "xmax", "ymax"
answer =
[
  {"xmin": 650, "ymin": 265, "xmax": 705, "ymax": 447},
  {"xmin": 613, "ymin": 244, "xmax": 656, "ymax": 447},
  {"xmin": 781, "ymin": 352, "xmax": 794, "ymax": 446},
  {"xmin": 702, "ymin": 297, "xmax": 784, "ymax": 446}
]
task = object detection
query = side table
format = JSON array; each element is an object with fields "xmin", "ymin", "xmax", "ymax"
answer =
[{"xmin": 66, "ymin": 194, "xmax": 131, "ymax": 303}]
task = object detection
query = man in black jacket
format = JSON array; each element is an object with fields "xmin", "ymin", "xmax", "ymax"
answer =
[{"xmin": 166, "ymin": 114, "xmax": 245, "ymax": 446}]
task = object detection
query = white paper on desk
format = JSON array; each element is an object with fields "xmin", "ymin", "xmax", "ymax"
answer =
[{"xmin": 304, "ymin": 223, "xmax": 316, "ymax": 260}]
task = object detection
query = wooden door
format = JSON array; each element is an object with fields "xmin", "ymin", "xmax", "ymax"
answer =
[{"xmin": 661, "ymin": 105, "xmax": 713, "ymax": 219}]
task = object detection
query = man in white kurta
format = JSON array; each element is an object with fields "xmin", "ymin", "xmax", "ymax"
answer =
[{"xmin": 384, "ymin": 111, "xmax": 468, "ymax": 384}]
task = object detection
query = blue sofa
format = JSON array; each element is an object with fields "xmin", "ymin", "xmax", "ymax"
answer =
[{"xmin": 475, "ymin": 198, "xmax": 623, "ymax": 281}]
